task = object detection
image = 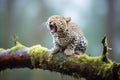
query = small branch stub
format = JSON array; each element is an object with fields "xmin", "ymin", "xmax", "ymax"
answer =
[
  {"xmin": 102, "ymin": 35, "xmax": 112, "ymax": 62},
  {"xmin": 12, "ymin": 35, "xmax": 19, "ymax": 46}
]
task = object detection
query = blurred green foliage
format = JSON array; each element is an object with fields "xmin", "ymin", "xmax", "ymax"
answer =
[{"xmin": 0, "ymin": 0, "xmax": 120, "ymax": 80}]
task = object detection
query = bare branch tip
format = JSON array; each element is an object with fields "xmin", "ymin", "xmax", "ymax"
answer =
[
  {"xmin": 12, "ymin": 34, "xmax": 19, "ymax": 46},
  {"xmin": 101, "ymin": 35, "xmax": 112, "ymax": 62}
]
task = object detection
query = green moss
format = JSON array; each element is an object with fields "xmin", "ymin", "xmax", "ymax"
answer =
[
  {"xmin": 10, "ymin": 41, "xmax": 25, "ymax": 51},
  {"xmin": 72, "ymin": 73, "xmax": 80, "ymax": 78},
  {"xmin": 118, "ymin": 69, "xmax": 120, "ymax": 79},
  {"xmin": 47, "ymin": 54, "xmax": 64, "ymax": 69},
  {"xmin": 67, "ymin": 56, "xmax": 75, "ymax": 62},
  {"xmin": 76, "ymin": 54, "xmax": 99, "ymax": 63},
  {"xmin": 27, "ymin": 45, "xmax": 48, "ymax": 67},
  {"xmin": 47, "ymin": 54, "xmax": 53, "ymax": 62},
  {"xmin": 99, "ymin": 59, "xmax": 112, "ymax": 76},
  {"xmin": 77, "ymin": 54, "xmax": 113, "ymax": 76},
  {"xmin": 31, "ymin": 50, "xmax": 113, "ymax": 77}
]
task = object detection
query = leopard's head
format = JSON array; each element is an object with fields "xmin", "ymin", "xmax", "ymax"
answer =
[{"xmin": 47, "ymin": 15, "xmax": 71, "ymax": 34}]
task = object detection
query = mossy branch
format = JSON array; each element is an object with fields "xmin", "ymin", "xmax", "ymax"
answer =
[{"xmin": 0, "ymin": 36, "xmax": 120, "ymax": 80}]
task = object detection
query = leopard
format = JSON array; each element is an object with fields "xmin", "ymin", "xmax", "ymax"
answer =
[{"xmin": 47, "ymin": 15, "xmax": 88, "ymax": 55}]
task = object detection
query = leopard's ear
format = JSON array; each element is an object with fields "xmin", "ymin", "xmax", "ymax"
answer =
[{"xmin": 65, "ymin": 17, "xmax": 71, "ymax": 23}]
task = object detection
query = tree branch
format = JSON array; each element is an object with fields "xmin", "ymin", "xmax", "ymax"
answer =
[{"xmin": 0, "ymin": 36, "xmax": 120, "ymax": 80}]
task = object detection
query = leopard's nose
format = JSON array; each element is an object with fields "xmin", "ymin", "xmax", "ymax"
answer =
[{"xmin": 51, "ymin": 22, "xmax": 54, "ymax": 25}]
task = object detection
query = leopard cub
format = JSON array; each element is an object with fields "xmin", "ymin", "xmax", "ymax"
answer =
[{"xmin": 47, "ymin": 15, "xmax": 88, "ymax": 55}]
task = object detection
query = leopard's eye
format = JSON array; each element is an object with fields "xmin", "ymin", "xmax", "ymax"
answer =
[
  {"xmin": 66, "ymin": 29, "xmax": 68, "ymax": 31},
  {"xmin": 49, "ymin": 22, "xmax": 52, "ymax": 25}
]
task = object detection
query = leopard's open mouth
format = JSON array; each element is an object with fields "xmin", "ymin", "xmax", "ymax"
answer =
[{"xmin": 49, "ymin": 24, "xmax": 57, "ymax": 33}]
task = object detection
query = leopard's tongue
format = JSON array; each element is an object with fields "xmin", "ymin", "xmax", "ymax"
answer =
[{"xmin": 50, "ymin": 25, "xmax": 57, "ymax": 33}]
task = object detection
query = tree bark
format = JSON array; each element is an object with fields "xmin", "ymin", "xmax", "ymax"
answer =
[{"xmin": 0, "ymin": 36, "xmax": 120, "ymax": 80}]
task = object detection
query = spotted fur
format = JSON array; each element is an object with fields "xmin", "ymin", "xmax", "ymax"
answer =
[{"xmin": 47, "ymin": 15, "xmax": 88, "ymax": 55}]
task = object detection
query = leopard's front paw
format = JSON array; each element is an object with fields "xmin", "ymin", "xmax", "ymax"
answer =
[
  {"xmin": 51, "ymin": 49, "xmax": 58, "ymax": 54},
  {"xmin": 64, "ymin": 49, "xmax": 74, "ymax": 55},
  {"xmin": 51, "ymin": 47, "xmax": 60, "ymax": 54}
]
